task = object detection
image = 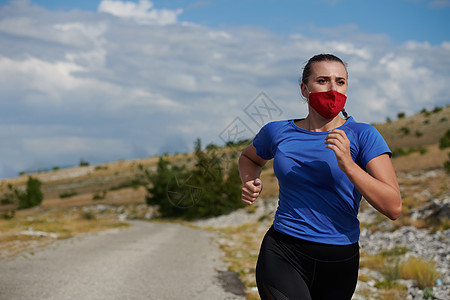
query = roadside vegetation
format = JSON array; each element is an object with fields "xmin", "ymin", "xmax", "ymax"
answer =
[
  {"xmin": 142, "ymin": 138, "xmax": 246, "ymax": 220},
  {"xmin": 0, "ymin": 105, "xmax": 449, "ymax": 298}
]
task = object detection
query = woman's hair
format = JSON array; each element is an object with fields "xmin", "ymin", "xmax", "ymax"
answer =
[{"xmin": 301, "ymin": 54, "xmax": 348, "ymax": 85}]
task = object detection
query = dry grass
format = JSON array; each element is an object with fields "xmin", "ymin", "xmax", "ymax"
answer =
[
  {"xmin": 360, "ymin": 249, "xmax": 440, "ymax": 297},
  {"xmin": 392, "ymin": 144, "xmax": 449, "ymax": 172},
  {"xmin": 378, "ymin": 288, "xmax": 408, "ymax": 300},
  {"xmin": 400, "ymin": 257, "xmax": 441, "ymax": 289},
  {"xmin": 360, "ymin": 252, "xmax": 386, "ymax": 271},
  {"xmin": 375, "ymin": 105, "xmax": 450, "ymax": 149},
  {"xmin": 215, "ymin": 222, "xmax": 272, "ymax": 299},
  {"xmin": 0, "ymin": 207, "xmax": 129, "ymax": 259}
]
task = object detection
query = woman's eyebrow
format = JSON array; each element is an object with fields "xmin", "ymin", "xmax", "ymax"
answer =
[{"xmin": 315, "ymin": 75, "xmax": 346, "ymax": 80}]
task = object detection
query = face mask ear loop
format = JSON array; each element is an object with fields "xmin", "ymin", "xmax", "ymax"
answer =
[{"xmin": 303, "ymin": 85, "xmax": 311, "ymax": 101}]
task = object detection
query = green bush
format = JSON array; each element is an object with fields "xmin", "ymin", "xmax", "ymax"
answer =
[
  {"xmin": 143, "ymin": 138, "xmax": 244, "ymax": 219},
  {"xmin": 109, "ymin": 179, "xmax": 144, "ymax": 191},
  {"xmin": 439, "ymin": 129, "xmax": 450, "ymax": 149},
  {"xmin": 444, "ymin": 153, "xmax": 450, "ymax": 173},
  {"xmin": 1, "ymin": 184, "xmax": 15, "ymax": 205},
  {"xmin": 16, "ymin": 177, "xmax": 44, "ymax": 209},
  {"xmin": 79, "ymin": 158, "xmax": 90, "ymax": 167},
  {"xmin": 92, "ymin": 191, "xmax": 107, "ymax": 200},
  {"xmin": 432, "ymin": 106, "xmax": 442, "ymax": 113},
  {"xmin": 392, "ymin": 147, "xmax": 427, "ymax": 158},
  {"xmin": 399, "ymin": 126, "xmax": 410, "ymax": 135},
  {"xmin": 397, "ymin": 112, "xmax": 406, "ymax": 119},
  {"xmin": 94, "ymin": 165, "xmax": 108, "ymax": 171},
  {"xmin": 59, "ymin": 191, "xmax": 78, "ymax": 198},
  {"xmin": 420, "ymin": 108, "xmax": 431, "ymax": 117},
  {"xmin": 81, "ymin": 211, "xmax": 96, "ymax": 220},
  {"xmin": 1, "ymin": 210, "xmax": 15, "ymax": 220}
]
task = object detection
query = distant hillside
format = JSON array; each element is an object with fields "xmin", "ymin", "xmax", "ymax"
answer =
[
  {"xmin": 374, "ymin": 105, "xmax": 449, "ymax": 149},
  {"xmin": 1, "ymin": 106, "xmax": 449, "ymax": 210}
]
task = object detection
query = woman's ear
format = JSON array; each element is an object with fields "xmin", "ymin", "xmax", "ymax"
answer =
[{"xmin": 300, "ymin": 82, "xmax": 309, "ymax": 99}]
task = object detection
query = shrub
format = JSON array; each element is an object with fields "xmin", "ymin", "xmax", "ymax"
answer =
[
  {"xmin": 439, "ymin": 129, "xmax": 450, "ymax": 149},
  {"xmin": 0, "ymin": 192, "xmax": 15, "ymax": 205},
  {"xmin": 81, "ymin": 211, "xmax": 96, "ymax": 220},
  {"xmin": 79, "ymin": 158, "xmax": 90, "ymax": 167},
  {"xmin": 1, "ymin": 210, "xmax": 15, "ymax": 220},
  {"xmin": 143, "ymin": 138, "xmax": 244, "ymax": 219},
  {"xmin": 415, "ymin": 130, "xmax": 423, "ymax": 137},
  {"xmin": 95, "ymin": 165, "xmax": 108, "ymax": 171},
  {"xmin": 420, "ymin": 108, "xmax": 431, "ymax": 117},
  {"xmin": 397, "ymin": 112, "xmax": 406, "ymax": 119},
  {"xmin": 59, "ymin": 191, "xmax": 78, "ymax": 198},
  {"xmin": 16, "ymin": 177, "xmax": 43, "ymax": 209},
  {"xmin": 392, "ymin": 147, "xmax": 428, "ymax": 158},
  {"xmin": 92, "ymin": 191, "xmax": 107, "ymax": 200},
  {"xmin": 432, "ymin": 106, "xmax": 442, "ymax": 113},
  {"xmin": 109, "ymin": 179, "xmax": 144, "ymax": 191},
  {"xmin": 399, "ymin": 126, "xmax": 410, "ymax": 135},
  {"xmin": 444, "ymin": 153, "xmax": 450, "ymax": 173}
]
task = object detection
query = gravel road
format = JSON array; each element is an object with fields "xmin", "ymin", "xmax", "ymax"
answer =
[{"xmin": 0, "ymin": 221, "xmax": 245, "ymax": 300}]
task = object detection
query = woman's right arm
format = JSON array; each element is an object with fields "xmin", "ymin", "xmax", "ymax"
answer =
[{"xmin": 238, "ymin": 144, "xmax": 268, "ymax": 205}]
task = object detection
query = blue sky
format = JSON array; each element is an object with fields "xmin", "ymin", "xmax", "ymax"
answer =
[
  {"xmin": 0, "ymin": 0, "xmax": 449, "ymax": 178},
  {"xmin": 15, "ymin": 0, "xmax": 450, "ymax": 44}
]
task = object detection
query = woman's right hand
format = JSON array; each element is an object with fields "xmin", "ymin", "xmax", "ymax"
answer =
[{"xmin": 241, "ymin": 178, "xmax": 263, "ymax": 205}]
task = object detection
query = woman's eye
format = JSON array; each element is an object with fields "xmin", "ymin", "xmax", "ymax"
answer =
[
  {"xmin": 318, "ymin": 79, "xmax": 326, "ymax": 84},
  {"xmin": 338, "ymin": 81, "xmax": 346, "ymax": 85}
]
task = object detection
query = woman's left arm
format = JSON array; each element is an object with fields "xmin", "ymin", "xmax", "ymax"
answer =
[{"xmin": 326, "ymin": 129, "xmax": 402, "ymax": 220}]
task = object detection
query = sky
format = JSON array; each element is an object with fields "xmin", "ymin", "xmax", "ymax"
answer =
[{"xmin": 0, "ymin": 0, "xmax": 449, "ymax": 178}]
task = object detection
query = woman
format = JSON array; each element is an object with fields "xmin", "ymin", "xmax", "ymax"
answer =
[{"xmin": 238, "ymin": 54, "xmax": 402, "ymax": 300}]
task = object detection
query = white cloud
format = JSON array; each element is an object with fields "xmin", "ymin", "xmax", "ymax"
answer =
[
  {"xmin": 98, "ymin": 0, "xmax": 183, "ymax": 25},
  {"xmin": 0, "ymin": 0, "xmax": 448, "ymax": 178}
]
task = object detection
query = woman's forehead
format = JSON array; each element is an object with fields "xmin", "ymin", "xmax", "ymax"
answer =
[{"xmin": 311, "ymin": 61, "xmax": 347, "ymax": 77}]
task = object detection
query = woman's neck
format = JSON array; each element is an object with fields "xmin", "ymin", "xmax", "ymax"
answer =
[{"xmin": 296, "ymin": 114, "xmax": 346, "ymax": 132}]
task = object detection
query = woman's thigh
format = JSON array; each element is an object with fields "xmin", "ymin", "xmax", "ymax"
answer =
[
  {"xmin": 310, "ymin": 252, "xmax": 360, "ymax": 300},
  {"xmin": 256, "ymin": 230, "xmax": 312, "ymax": 300}
]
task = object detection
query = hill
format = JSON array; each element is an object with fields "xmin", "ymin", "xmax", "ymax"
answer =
[{"xmin": 0, "ymin": 105, "xmax": 449, "ymax": 211}]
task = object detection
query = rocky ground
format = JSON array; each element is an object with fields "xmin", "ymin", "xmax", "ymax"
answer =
[
  {"xmin": 2, "ymin": 165, "xmax": 448, "ymax": 299},
  {"xmin": 192, "ymin": 170, "xmax": 449, "ymax": 300}
]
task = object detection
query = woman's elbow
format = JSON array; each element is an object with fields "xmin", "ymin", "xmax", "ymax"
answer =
[{"xmin": 387, "ymin": 201, "xmax": 402, "ymax": 220}]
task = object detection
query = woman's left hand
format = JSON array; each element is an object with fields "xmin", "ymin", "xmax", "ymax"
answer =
[{"xmin": 325, "ymin": 129, "xmax": 354, "ymax": 172}]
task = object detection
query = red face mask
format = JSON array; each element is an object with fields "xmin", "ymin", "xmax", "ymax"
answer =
[{"xmin": 308, "ymin": 90, "xmax": 347, "ymax": 119}]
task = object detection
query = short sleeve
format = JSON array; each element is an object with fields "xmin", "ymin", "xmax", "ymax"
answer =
[
  {"xmin": 359, "ymin": 125, "xmax": 391, "ymax": 167},
  {"xmin": 253, "ymin": 123, "xmax": 275, "ymax": 160}
]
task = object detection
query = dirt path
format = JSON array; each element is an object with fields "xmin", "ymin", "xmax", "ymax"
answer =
[{"xmin": 0, "ymin": 221, "xmax": 245, "ymax": 300}]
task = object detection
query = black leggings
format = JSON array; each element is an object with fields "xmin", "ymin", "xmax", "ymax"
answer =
[{"xmin": 256, "ymin": 226, "xmax": 359, "ymax": 300}]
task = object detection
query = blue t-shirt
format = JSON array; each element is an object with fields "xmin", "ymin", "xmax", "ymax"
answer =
[{"xmin": 253, "ymin": 117, "xmax": 391, "ymax": 245}]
